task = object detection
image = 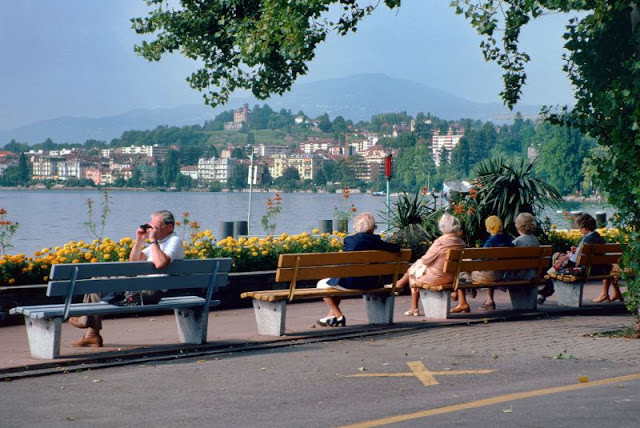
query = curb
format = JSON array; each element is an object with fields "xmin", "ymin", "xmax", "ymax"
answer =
[{"xmin": 1, "ymin": 304, "xmax": 630, "ymax": 381}]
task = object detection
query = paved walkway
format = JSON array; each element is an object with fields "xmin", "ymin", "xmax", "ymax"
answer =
[{"xmin": 0, "ymin": 282, "xmax": 634, "ymax": 378}]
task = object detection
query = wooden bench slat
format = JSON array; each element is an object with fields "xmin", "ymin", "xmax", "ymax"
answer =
[
  {"xmin": 241, "ymin": 287, "xmax": 391, "ymax": 302},
  {"xmin": 443, "ymin": 246, "xmax": 552, "ymax": 274},
  {"xmin": 277, "ymin": 249, "xmax": 411, "ymax": 268},
  {"xmin": 275, "ymin": 262, "xmax": 409, "ymax": 282}
]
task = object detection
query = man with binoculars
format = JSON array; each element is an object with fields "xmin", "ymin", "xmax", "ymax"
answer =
[{"xmin": 70, "ymin": 210, "xmax": 184, "ymax": 348}]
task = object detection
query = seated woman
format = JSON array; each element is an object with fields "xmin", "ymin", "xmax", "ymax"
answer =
[
  {"xmin": 572, "ymin": 213, "xmax": 623, "ymax": 302},
  {"xmin": 470, "ymin": 215, "xmax": 514, "ymax": 311},
  {"xmin": 507, "ymin": 212, "xmax": 541, "ymax": 280},
  {"xmin": 316, "ymin": 212, "xmax": 401, "ymax": 327},
  {"xmin": 395, "ymin": 213, "xmax": 466, "ymax": 316},
  {"xmin": 541, "ymin": 213, "xmax": 623, "ymax": 304}
]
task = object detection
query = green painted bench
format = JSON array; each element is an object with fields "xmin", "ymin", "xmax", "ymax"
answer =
[{"xmin": 10, "ymin": 258, "xmax": 232, "ymax": 359}]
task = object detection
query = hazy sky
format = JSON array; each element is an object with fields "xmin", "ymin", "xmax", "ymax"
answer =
[{"xmin": 0, "ymin": 1, "xmax": 577, "ymax": 130}]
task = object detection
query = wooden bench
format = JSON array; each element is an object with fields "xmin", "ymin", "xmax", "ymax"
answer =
[
  {"xmin": 10, "ymin": 258, "xmax": 232, "ymax": 359},
  {"xmin": 240, "ymin": 249, "xmax": 412, "ymax": 336},
  {"xmin": 547, "ymin": 243, "xmax": 625, "ymax": 307},
  {"xmin": 413, "ymin": 246, "xmax": 553, "ymax": 318}
]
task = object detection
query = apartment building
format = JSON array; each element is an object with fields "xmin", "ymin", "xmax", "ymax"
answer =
[
  {"xmin": 270, "ymin": 154, "xmax": 323, "ymax": 181},
  {"xmin": 254, "ymin": 144, "xmax": 290, "ymax": 158},
  {"xmin": 112, "ymin": 144, "xmax": 169, "ymax": 159},
  {"xmin": 197, "ymin": 157, "xmax": 238, "ymax": 184},
  {"xmin": 432, "ymin": 127, "xmax": 465, "ymax": 166}
]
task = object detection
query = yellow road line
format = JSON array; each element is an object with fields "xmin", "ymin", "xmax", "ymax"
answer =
[
  {"xmin": 343, "ymin": 361, "xmax": 495, "ymax": 387},
  {"xmin": 339, "ymin": 373, "xmax": 640, "ymax": 428}
]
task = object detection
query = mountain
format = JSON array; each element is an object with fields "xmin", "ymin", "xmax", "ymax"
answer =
[{"xmin": 0, "ymin": 73, "xmax": 543, "ymax": 145}]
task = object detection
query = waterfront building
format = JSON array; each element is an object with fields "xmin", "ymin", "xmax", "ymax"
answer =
[
  {"xmin": 180, "ymin": 165, "xmax": 199, "ymax": 181},
  {"xmin": 432, "ymin": 127, "xmax": 465, "ymax": 166},
  {"xmin": 197, "ymin": 157, "xmax": 238, "ymax": 184},
  {"xmin": 270, "ymin": 154, "xmax": 323, "ymax": 181}
]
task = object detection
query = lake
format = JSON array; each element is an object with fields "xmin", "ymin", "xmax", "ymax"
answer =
[{"xmin": 0, "ymin": 189, "xmax": 615, "ymax": 256}]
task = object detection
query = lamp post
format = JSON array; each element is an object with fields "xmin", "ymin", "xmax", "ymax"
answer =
[
  {"xmin": 247, "ymin": 151, "xmax": 255, "ymax": 235},
  {"xmin": 384, "ymin": 153, "xmax": 393, "ymax": 232}
]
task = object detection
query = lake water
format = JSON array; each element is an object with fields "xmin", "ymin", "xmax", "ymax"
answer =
[{"xmin": 0, "ymin": 189, "xmax": 615, "ymax": 256}]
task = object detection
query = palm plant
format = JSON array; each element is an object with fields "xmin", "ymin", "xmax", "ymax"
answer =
[
  {"xmin": 472, "ymin": 157, "xmax": 562, "ymax": 236},
  {"xmin": 385, "ymin": 190, "xmax": 443, "ymax": 261}
]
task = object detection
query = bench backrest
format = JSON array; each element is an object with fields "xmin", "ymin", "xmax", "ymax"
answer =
[
  {"xmin": 47, "ymin": 258, "xmax": 232, "ymax": 320},
  {"xmin": 275, "ymin": 249, "xmax": 412, "ymax": 301},
  {"xmin": 443, "ymin": 246, "xmax": 553, "ymax": 289},
  {"xmin": 576, "ymin": 243, "xmax": 622, "ymax": 277},
  {"xmin": 576, "ymin": 243, "xmax": 622, "ymax": 265}
]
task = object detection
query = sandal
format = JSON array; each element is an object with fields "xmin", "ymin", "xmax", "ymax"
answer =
[{"xmin": 404, "ymin": 308, "xmax": 420, "ymax": 317}]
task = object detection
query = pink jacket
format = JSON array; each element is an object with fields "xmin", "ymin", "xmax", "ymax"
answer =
[{"xmin": 415, "ymin": 233, "xmax": 466, "ymax": 285}]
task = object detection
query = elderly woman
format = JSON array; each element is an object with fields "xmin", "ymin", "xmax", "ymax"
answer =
[
  {"xmin": 473, "ymin": 215, "xmax": 514, "ymax": 311},
  {"xmin": 509, "ymin": 212, "xmax": 541, "ymax": 279},
  {"xmin": 396, "ymin": 213, "xmax": 466, "ymax": 316},
  {"xmin": 316, "ymin": 212, "xmax": 401, "ymax": 327}
]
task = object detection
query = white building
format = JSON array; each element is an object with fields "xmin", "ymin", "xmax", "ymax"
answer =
[
  {"xmin": 254, "ymin": 144, "xmax": 290, "ymax": 158},
  {"xmin": 180, "ymin": 165, "xmax": 199, "ymax": 180},
  {"xmin": 197, "ymin": 157, "xmax": 238, "ymax": 184},
  {"xmin": 113, "ymin": 145, "xmax": 169, "ymax": 159},
  {"xmin": 432, "ymin": 128, "xmax": 465, "ymax": 166}
]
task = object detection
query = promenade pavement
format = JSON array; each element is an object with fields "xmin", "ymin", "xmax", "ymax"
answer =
[{"xmin": 0, "ymin": 281, "xmax": 635, "ymax": 379}]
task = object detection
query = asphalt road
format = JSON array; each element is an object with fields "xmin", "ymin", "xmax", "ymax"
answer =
[{"xmin": 2, "ymin": 314, "xmax": 639, "ymax": 427}]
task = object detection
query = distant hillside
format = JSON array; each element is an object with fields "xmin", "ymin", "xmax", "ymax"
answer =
[{"xmin": 0, "ymin": 73, "xmax": 543, "ymax": 145}]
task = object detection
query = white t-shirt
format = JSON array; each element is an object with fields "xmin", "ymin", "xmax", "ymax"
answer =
[{"xmin": 142, "ymin": 232, "xmax": 185, "ymax": 263}]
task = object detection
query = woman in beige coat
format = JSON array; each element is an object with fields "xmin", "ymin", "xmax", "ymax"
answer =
[{"xmin": 396, "ymin": 213, "xmax": 466, "ymax": 316}]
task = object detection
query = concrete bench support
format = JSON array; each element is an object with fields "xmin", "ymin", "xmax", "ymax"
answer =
[
  {"xmin": 553, "ymin": 279, "xmax": 584, "ymax": 307},
  {"xmin": 25, "ymin": 316, "xmax": 62, "ymax": 359},
  {"xmin": 175, "ymin": 307, "xmax": 208, "ymax": 344},
  {"xmin": 252, "ymin": 300, "xmax": 287, "ymax": 336},
  {"xmin": 420, "ymin": 289, "xmax": 451, "ymax": 319},
  {"xmin": 363, "ymin": 293, "xmax": 395, "ymax": 324},
  {"xmin": 507, "ymin": 286, "xmax": 538, "ymax": 310}
]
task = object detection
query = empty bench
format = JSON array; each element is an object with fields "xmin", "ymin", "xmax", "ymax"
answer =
[
  {"xmin": 547, "ymin": 243, "xmax": 627, "ymax": 307},
  {"xmin": 414, "ymin": 246, "xmax": 553, "ymax": 318},
  {"xmin": 10, "ymin": 258, "xmax": 232, "ymax": 359},
  {"xmin": 240, "ymin": 249, "xmax": 411, "ymax": 336}
]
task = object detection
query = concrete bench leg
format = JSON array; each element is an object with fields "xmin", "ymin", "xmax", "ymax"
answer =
[
  {"xmin": 419, "ymin": 289, "xmax": 451, "ymax": 319},
  {"xmin": 175, "ymin": 307, "xmax": 208, "ymax": 344},
  {"xmin": 363, "ymin": 294, "xmax": 395, "ymax": 324},
  {"xmin": 553, "ymin": 279, "xmax": 584, "ymax": 307},
  {"xmin": 251, "ymin": 299, "xmax": 287, "ymax": 336},
  {"xmin": 25, "ymin": 316, "xmax": 62, "ymax": 359},
  {"xmin": 508, "ymin": 286, "xmax": 538, "ymax": 310}
]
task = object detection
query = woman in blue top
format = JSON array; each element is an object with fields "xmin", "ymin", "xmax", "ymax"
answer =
[{"xmin": 471, "ymin": 215, "xmax": 514, "ymax": 312}]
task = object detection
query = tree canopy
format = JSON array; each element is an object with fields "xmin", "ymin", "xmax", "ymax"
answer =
[{"xmin": 132, "ymin": 0, "xmax": 401, "ymax": 107}]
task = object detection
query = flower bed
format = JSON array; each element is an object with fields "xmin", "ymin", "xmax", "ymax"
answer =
[
  {"xmin": 0, "ymin": 231, "xmax": 345, "ymax": 286},
  {"xmin": 0, "ymin": 226, "xmax": 626, "ymax": 287}
]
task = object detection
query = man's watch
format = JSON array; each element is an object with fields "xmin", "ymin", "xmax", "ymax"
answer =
[{"xmin": 152, "ymin": 240, "xmax": 159, "ymax": 246}]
